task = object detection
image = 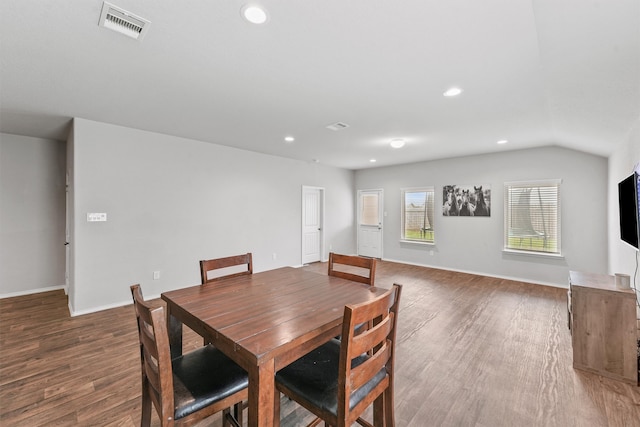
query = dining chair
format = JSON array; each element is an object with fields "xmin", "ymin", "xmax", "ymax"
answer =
[
  {"xmin": 130, "ymin": 284, "xmax": 248, "ymax": 427},
  {"xmin": 200, "ymin": 252, "xmax": 253, "ymax": 284},
  {"xmin": 274, "ymin": 283, "xmax": 403, "ymax": 427},
  {"xmin": 327, "ymin": 252, "xmax": 377, "ymax": 286}
]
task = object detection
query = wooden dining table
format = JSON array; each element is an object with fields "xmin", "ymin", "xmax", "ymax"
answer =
[{"xmin": 160, "ymin": 266, "xmax": 388, "ymax": 427}]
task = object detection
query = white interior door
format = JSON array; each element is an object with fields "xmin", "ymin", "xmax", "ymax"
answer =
[
  {"xmin": 358, "ymin": 189, "xmax": 383, "ymax": 258},
  {"xmin": 302, "ymin": 186, "xmax": 323, "ymax": 264}
]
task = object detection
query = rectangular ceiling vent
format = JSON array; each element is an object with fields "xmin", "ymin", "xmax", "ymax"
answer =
[
  {"xmin": 326, "ymin": 122, "xmax": 350, "ymax": 131},
  {"xmin": 99, "ymin": 2, "xmax": 151, "ymax": 41}
]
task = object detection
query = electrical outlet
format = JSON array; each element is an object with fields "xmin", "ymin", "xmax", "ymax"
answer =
[
  {"xmin": 272, "ymin": 253, "xmax": 277, "ymax": 260},
  {"xmin": 153, "ymin": 271, "xmax": 160, "ymax": 280}
]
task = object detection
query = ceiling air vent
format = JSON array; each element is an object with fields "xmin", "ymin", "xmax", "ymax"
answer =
[
  {"xmin": 326, "ymin": 122, "xmax": 350, "ymax": 131},
  {"xmin": 99, "ymin": 2, "xmax": 151, "ymax": 40}
]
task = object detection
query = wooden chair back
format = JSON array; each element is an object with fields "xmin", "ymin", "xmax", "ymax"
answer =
[
  {"xmin": 200, "ymin": 253, "xmax": 253, "ymax": 284},
  {"xmin": 338, "ymin": 283, "xmax": 402, "ymax": 426},
  {"xmin": 130, "ymin": 285, "xmax": 246, "ymax": 427},
  {"xmin": 130, "ymin": 285, "xmax": 175, "ymax": 426},
  {"xmin": 328, "ymin": 252, "xmax": 377, "ymax": 286},
  {"xmin": 273, "ymin": 283, "xmax": 402, "ymax": 426}
]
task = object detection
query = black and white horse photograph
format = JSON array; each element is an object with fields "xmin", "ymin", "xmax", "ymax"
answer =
[{"xmin": 442, "ymin": 184, "xmax": 491, "ymax": 217}]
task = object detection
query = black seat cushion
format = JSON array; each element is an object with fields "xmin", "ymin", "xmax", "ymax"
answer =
[
  {"xmin": 172, "ymin": 344, "xmax": 248, "ymax": 420},
  {"xmin": 275, "ymin": 338, "xmax": 386, "ymax": 416}
]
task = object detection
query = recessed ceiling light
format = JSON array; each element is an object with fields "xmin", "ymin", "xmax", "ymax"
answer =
[
  {"xmin": 284, "ymin": 136, "xmax": 295, "ymax": 142},
  {"xmin": 497, "ymin": 139, "xmax": 508, "ymax": 145},
  {"xmin": 241, "ymin": 5, "xmax": 268, "ymax": 24},
  {"xmin": 370, "ymin": 159, "xmax": 377, "ymax": 163},
  {"xmin": 443, "ymin": 87, "xmax": 463, "ymax": 97},
  {"xmin": 390, "ymin": 138, "xmax": 405, "ymax": 149}
]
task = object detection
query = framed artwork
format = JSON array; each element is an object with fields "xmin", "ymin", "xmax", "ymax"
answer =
[{"xmin": 442, "ymin": 184, "xmax": 491, "ymax": 216}]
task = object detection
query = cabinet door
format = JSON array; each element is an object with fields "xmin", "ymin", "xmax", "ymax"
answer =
[{"xmin": 571, "ymin": 286, "xmax": 637, "ymax": 385}]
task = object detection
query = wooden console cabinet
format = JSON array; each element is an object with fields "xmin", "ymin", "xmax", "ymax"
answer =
[{"xmin": 568, "ymin": 271, "xmax": 638, "ymax": 385}]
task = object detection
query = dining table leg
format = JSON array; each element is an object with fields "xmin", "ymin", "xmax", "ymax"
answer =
[
  {"xmin": 166, "ymin": 308, "xmax": 183, "ymax": 359},
  {"xmin": 248, "ymin": 359, "xmax": 276, "ymax": 427}
]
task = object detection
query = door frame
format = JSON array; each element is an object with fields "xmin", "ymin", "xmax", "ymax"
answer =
[
  {"xmin": 65, "ymin": 171, "xmax": 70, "ymax": 294},
  {"xmin": 357, "ymin": 189, "xmax": 384, "ymax": 259},
  {"xmin": 301, "ymin": 186, "xmax": 325, "ymax": 264}
]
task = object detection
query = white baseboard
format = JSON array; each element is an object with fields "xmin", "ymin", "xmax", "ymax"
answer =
[
  {"xmin": 381, "ymin": 257, "xmax": 568, "ymax": 289},
  {"xmin": 0, "ymin": 285, "xmax": 67, "ymax": 300},
  {"xmin": 69, "ymin": 298, "xmax": 134, "ymax": 317}
]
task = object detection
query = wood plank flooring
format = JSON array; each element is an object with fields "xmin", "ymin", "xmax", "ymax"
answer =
[{"xmin": 1, "ymin": 261, "xmax": 639, "ymax": 426}]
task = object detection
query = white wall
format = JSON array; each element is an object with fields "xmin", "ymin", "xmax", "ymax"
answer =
[
  {"xmin": 608, "ymin": 115, "xmax": 640, "ymax": 307},
  {"xmin": 0, "ymin": 133, "xmax": 66, "ymax": 296},
  {"xmin": 5, "ymin": 121, "xmax": 625, "ymax": 309},
  {"xmin": 355, "ymin": 146, "xmax": 608, "ymax": 287},
  {"xmin": 69, "ymin": 118, "xmax": 355, "ymax": 314}
]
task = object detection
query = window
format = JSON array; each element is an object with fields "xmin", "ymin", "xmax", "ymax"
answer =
[
  {"xmin": 504, "ymin": 180, "xmax": 561, "ymax": 255},
  {"xmin": 401, "ymin": 187, "xmax": 434, "ymax": 243},
  {"xmin": 360, "ymin": 193, "xmax": 380, "ymax": 226}
]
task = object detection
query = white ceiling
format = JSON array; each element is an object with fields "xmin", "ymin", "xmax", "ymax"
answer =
[{"xmin": 1, "ymin": 0, "xmax": 638, "ymax": 170}]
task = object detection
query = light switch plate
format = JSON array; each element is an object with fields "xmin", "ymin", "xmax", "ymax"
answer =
[{"xmin": 87, "ymin": 213, "xmax": 107, "ymax": 222}]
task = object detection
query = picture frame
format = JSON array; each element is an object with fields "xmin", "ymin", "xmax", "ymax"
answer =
[{"xmin": 442, "ymin": 184, "xmax": 491, "ymax": 216}]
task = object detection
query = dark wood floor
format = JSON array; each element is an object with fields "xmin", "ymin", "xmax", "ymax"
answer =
[{"xmin": 1, "ymin": 261, "xmax": 639, "ymax": 426}]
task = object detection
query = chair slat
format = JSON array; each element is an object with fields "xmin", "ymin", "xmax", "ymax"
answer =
[
  {"xmin": 200, "ymin": 253, "xmax": 253, "ymax": 284},
  {"xmin": 350, "ymin": 343, "xmax": 391, "ymax": 391},
  {"xmin": 328, "ymin": 252, "xmax": 377, "ymax": 286},
  {"xmin": 349, "ymin": 316, "xmax": 392, "ymax": 357}
]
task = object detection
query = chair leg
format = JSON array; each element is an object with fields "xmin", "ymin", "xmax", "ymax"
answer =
[
  {"xmin": 223, "ymin": 407, "xmax": 243, "ymax": 427},
  {"xmin": 140, "ymin": 380, "xmax": 152, "ymax": 427},
  {"xmin": 371, "ymin": 393, "xmax": 386, "ymax": 427},
  {"xmin": 384, "ymin": 388, "xmax": 395, "ymax": 427},
  {"xmin": 233, "ymin": 401, "xmax": 243, "ymax": 425},
  {"xmin": 222, "ymin": 407, "xmax": 231, "ymax": 427}
]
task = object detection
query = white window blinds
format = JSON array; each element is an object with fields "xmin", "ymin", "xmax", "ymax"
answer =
[
  {"xmin": 504, "ymin": 180, "xmax": 561, "ymax": 254},
  {"xmin": 360, "ymin": 194, "xmax": 379, "ymax": 226}
]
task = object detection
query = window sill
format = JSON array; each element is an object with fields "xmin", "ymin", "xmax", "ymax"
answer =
[
  {"xmin": 502, "ymin": 248, "xmax": 564, "ymax": 260},
  {"xmin": 400, "ymin": 239, "xmax": 435, "ymax": 246}
]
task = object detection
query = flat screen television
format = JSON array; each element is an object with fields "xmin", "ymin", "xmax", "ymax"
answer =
[{"xmin": 618, "ymin": 171, "xmax": 640, "ymax": 250}]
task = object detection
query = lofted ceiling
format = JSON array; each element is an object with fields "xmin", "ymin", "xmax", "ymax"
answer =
[{"xmin": 1, "ymin": 0, "xmax": 638, "ymax": 170}]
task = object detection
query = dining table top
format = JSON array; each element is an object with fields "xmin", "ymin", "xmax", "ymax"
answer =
[{"xmin": 161, "ymin": 266, "xmax": 388, "ymax": 370}]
